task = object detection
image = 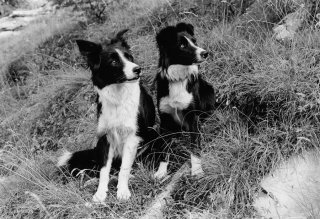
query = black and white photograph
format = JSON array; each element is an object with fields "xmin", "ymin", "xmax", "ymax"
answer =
[{"xmin": 0, "ymin": 0, "xmax": 320, "ymax": 218}]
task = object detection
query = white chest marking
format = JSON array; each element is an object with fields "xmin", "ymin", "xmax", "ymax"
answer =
[
  {"xmin": 159, "ymin": 65, "xmax": 197, "ymax": 119},
  {"xmin": 160, "ymin": 79, "xmax": 193, "ymax": 113},
  {"xmin": 96, "ymin": 81, "xmax": 140, "ymax": 157},
  {"xmin": 164, "ymin": 64, "xmax": 198, "ymax": 81}
]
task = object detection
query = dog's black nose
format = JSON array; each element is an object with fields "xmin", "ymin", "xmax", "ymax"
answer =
[
  {"xmin": 133, "ymin": 66, "xmax": 141, "ymax": 75},
  {"xmin": 200, "ymin": 51, "xmax": 209, "ymax": 59}
]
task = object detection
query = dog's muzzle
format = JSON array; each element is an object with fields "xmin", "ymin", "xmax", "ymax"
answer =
[{"xmin": 127, "ymin": 66, "xmax": 141, "ymax": 82}]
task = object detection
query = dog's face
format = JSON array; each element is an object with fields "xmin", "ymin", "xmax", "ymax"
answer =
[
  {"xmin": 156, "ymin": 23, "xmax": 208, "ymax": 68},
  {"xmin": 76, "ymin": 30, "xmax": 141, "ymax": 89}
]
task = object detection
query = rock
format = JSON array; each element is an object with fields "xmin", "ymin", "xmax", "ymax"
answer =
[
  {"xmin": 235, "ymin": 0, "xmax": 307, "ymax": 38},
  {"xmin": 0, "ymin": 1, "xmax": 56, "ymax": 40},
  {"xmin": 9, "ymin": 8, "xmax": 46, "ymax": 17},
  {"xmin": 0, "ymin": 16, "xmax": 37, "ymax": 31},
  {"xmin": 315, "ymin": 13, "xmax": 320, "ymax": 28},
  {"xmin": 253, "ymin": 151, "xmax": 320, "ymax": 218},
  {"xmin": 0, "ymin": 30, "xmax": 20, "ymax": 40},
  {"xmin": 273, "ymin": 5, "xmax": 308, "ymax": 40}
]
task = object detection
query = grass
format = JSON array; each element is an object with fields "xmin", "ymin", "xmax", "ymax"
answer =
[
  {"xmin": 0, "ymin": 7, "xmax": 83, "ymax": 85},
  {"xmin": 1, "ymin": 0, "xmax": 320, "ymax": 218}
]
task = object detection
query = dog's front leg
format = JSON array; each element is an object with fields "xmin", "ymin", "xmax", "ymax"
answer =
[
  {"xmin": 92, "ymin": 146, "xmax": 114, "ymax": 203},
  {"xmin": 117, "ymin": 135, "xmax": 140, "ymax": 200}
]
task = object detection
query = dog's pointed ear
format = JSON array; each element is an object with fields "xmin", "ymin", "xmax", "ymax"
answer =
[
  {"xmin": 76, "ymin": 39, "xmax": 102, "ymax": 69},
  {"xmin": 110, "ymin": 29, "xmax": 130, "ymax": 49},
  {"xmin": 116, "ymin": 29, "xmax": 129, "ymax": 40},
  {"xmin": 176, "ymin": 23, "xmax": 194, "ymax": 36},
  {"xmin": 76, "ymin": 39, "xmax": 102, "ymax": 56}
]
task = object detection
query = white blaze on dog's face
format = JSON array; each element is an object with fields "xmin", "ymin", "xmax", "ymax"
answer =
[
  {"xmin": 183, "ymin": 36, "xmax": 207, "ymax": 63},
  {"xmin": 115, "ymin": 49, "xmax": 141, "ymax": 81}
]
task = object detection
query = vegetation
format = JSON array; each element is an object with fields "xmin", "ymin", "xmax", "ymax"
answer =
[{"xmin": 1, "ymin": 0, "xmax": 320, "ymax": 218}]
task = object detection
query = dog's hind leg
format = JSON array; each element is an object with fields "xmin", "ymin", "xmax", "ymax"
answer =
[
  {"xmin": 189, "ymin": 117, "xmax": 204, "ymax": 176},
  {"xmin": 153, "ymin": 128, "xmax": 173, "ymax": 180},
  {"xmin": 117, "ymin": 135, "xmax": 140, "ymax": 200}
]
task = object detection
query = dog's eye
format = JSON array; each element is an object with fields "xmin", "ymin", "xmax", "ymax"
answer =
[
  {"xmin": 180, "ymin": 44, "xmax": 185, "ymax": 49},
  {"xmin": 111, "ymin": 60, "xmax": 117, "ymax": 65}
]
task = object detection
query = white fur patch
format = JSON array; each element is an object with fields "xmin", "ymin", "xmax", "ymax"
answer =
[
  {"xmin": 165, "ymin": 64, "xmax": 198, "ymax": 81},
  {"xmin": 253, "ymin": 151, "xmax": 320, "ymax": 218},
  {"xmin": 160, "ymin": 79, "xmax": 193, "ymax": 111},
  {"xmin": 154, "ymin": 161, "xmax": 168, "ymax": 179},
  {"xmin": 95, "ymin": 82, "xmax": 140, "ymax": 158},
  {"xmin": 184, "ymin": 36, "xmax": 206, "ymax": 62},
  {"xmin": 160, "ymin": 66, "xmax": 195, "ymax": 124},
  {"xmin": 191, "ymin": 154, "xmax": 204, "ymax": 176},
  {"xmin": 57, "ymin": 151, "xmax": 72, "ymax": 167},
  {"xmin": 115, "ymin": 49, "xmax": 139, "ymax": 80}
]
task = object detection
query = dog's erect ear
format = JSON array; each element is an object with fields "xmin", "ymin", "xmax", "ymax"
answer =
[
  {"xmin": 76, "ymin": 40, "xmax": 102, "ymax": 69},
  {"xmin": 176, "ymin": 23, "xmax": 194, "ymax": 36},
  {"xmin": 116, "ymin": 29, "xmax": 129, "ymax": 40},
  {"xmin": 156, "ymin": 26, "xmax": 178, "ymax": 50},
  {"xmin": 110, "ymin": 29, "xmax": 130, "ymax": 49},
  {"xmin": 76, "ymin": 40, "xmax": 102, "ymax": 56}
]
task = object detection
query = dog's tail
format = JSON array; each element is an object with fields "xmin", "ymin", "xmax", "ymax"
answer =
[
  {"xmin": 57, "ymin": 148, "xmax": 100, "ymax": 176},
  {"xmin": 57, "ymin": 135, "xmax": 111, "ymax": 177}
]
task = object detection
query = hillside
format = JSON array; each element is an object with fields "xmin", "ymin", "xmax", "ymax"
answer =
[{"xmin": 1, "ymin": 0, "xmax": 320, "ymax": 218}]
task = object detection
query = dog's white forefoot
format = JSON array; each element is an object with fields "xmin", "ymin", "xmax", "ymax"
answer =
[
  {"xmin": 191, "ymin": 154, "xmax": 204, "ymax": 176},
  {"xmin": 117, "ymin": 183, "xmax": 131, "ymax": 200},
  {"xmin": 92, "ymin": 165, "xmax": 110, "ymax": 203},
  {"xmin": 154, "ymin": 161, "xmax": 168, "ymax": 179},
  {"xmin": 116, "ymin": 135, "xmax": 140, "ymax": 201},
  {"xmin": 92, "ymin": 147, "xmax": 114, "ymax": 203},
  {"xmin": 92, "ymin": 190, "xmax": 107, "ymax": 203}
]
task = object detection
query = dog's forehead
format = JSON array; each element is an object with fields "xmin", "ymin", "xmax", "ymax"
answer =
[
  {"xmin": 102, "ymin": 43, "xmax": 131, "ymax": 57},
  {"xmin": 177, "ymin": 32, "xmax": 195, "ymax": 42}
]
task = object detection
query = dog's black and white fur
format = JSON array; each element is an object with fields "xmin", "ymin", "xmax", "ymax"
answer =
[
  {"xmin": 57, "ymin": 30, "xmax": 155, "ymax": 202},
  {"xmin": 154, "ymin": 23, "xmax": 215, "ymax": 178}
]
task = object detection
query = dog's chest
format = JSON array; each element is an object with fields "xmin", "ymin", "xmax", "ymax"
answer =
[
  {"xmin": 159, "ymin": 79, "xmax": 193, "ymax": 116},
  {"xmin": 96, "ymin": 83, "xmax": 140, "ymax": 152}
]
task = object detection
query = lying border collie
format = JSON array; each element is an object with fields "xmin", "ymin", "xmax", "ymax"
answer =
[
  {"xmin": 57, "ymin": 30, "xmax": 155, "ymax": 202},
  {"xmin": 154, "ymin": 23, "xmax": 215, "ymax": 178}
]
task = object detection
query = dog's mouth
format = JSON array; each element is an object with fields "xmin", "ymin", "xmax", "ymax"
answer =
[
  {"xmin": 194, "ymin": 50, "xmax": 209, "ymax": 63},
  {"xmin": 194, "ymin": 59, "xmax": 205, "ymax": 64},
  {"xmin": 126, "ymin": 76, "xmax": 140, "ymax": 82}
]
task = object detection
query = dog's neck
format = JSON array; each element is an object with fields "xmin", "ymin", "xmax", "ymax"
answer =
[
  {"xmin": 161, "ymin": 64, "xmax": 198, "ymax": 81},
  {"xmin": 95, "ymin": 80, "xmax": 140, "ymax": 106}
]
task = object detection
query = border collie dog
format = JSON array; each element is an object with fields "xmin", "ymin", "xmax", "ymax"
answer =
[
  {"xmin": 57, "ymin": 30, "xmax": 155, "ymax": 202},
  {"xmin": 154, "ymin": 23, "xmax": 215, "ymax": 178}
]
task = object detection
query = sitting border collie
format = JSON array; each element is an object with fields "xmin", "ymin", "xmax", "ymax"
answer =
[
  {"xmin": 154, "ymin": 23, "xmax": 215, "ymax": 178},
  {"xmin": 57, "ymin": 30, "xmax": 155, "ymax": 202}
]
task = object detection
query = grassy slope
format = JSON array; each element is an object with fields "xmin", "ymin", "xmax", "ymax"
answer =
[{"xmin": 1, "ymin": 0, "xmax": 320, "ymax": 218}]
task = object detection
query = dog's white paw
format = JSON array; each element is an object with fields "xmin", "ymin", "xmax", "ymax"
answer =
[
  {"xmin": 154, "ymin": 161, "xmax": 168, "ymax": 179},
  {"xmin": 117, "ymin": 186, "xmax": 131, "ymax": 200},
  {"xmin": 191, "ymin": 166, "xmax": 204, "ymax": 176},
  {"xmin": 154, "ymin": 170, "xmax": 167, "ymax": 179},
  {"xmin": 191, "ymin": 155, "xmax": 204, "ymax": 176},
  {"xmin": 92, "ymin": 190, "xmax": 107, "ymax": 203}
]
